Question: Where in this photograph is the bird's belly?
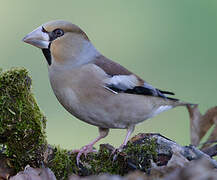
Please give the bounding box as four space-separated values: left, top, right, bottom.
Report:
52 87 126 128
52 86 159 129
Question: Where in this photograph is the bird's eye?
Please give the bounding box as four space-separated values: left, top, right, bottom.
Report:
53 29 64 37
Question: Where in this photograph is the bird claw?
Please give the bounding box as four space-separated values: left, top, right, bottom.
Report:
74 144 97 165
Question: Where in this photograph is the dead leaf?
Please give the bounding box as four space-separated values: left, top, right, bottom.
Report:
0 157 14 180
202 144 217 157
125 171 151 180
69 172 151 180
165 158 217 180
69 174 123 180
201 127 217 150
187 105 217 146
10 165 56 180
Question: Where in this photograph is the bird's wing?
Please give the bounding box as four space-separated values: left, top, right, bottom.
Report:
93 55 177 100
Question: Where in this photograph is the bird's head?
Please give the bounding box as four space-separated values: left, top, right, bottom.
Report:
23 20 98 66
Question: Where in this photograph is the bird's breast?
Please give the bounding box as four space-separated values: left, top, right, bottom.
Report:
48 63 120 128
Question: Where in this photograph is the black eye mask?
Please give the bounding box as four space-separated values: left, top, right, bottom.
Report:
49 29 64 41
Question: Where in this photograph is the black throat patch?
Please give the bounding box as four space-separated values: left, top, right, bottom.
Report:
42 48 51 66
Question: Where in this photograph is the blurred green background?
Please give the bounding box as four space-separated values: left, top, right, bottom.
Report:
0 0 217 149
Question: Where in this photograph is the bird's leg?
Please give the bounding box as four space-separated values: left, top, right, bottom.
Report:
113 125 135 154
74 127 109 165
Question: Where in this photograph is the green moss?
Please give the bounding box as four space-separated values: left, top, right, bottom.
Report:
47 138 157 178
80 138 157 176
123 137 157 172
0 68 47 171
47 145 123 179
48 145 78 180
84 146 124 175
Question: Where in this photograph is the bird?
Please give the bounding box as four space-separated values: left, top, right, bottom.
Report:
22 20 192 165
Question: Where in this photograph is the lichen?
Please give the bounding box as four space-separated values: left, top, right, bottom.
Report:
0 68 47 171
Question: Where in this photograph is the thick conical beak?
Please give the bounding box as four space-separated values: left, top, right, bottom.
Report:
22 26 50 49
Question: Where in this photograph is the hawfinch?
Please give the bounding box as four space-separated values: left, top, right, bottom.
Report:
23 20 191 164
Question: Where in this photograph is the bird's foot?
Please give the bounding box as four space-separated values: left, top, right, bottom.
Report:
73 145 97 165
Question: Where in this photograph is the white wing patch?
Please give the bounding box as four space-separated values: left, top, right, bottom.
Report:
104 74 138 91
150 105 173 118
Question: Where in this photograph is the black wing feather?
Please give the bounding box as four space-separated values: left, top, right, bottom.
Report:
158 89 175 95
107 85 178 101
